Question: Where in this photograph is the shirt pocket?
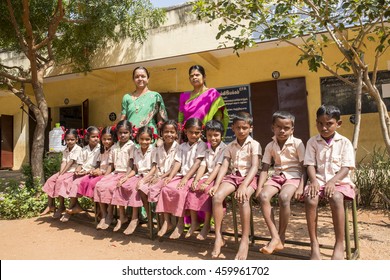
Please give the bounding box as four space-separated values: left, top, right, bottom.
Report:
331 155 342 170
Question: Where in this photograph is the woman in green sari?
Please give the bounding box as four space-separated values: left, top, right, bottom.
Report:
120 67 168 133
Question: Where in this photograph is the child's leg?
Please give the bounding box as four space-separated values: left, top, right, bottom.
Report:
211 182 235 258
124 207 139 235
257 185 282 254
329 192 345 260
197 211 212 240
97 203 108 229
169 216 184 239
305 194 321 260
113 206 128 232
100 205 115 230
68 198 83 214
235 187 255 260
53 197 66 218
185 210 200 238
278 184 297 242
157 213 173 237
40 196 55 215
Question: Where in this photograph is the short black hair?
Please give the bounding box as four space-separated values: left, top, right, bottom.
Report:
232 111 253 126
316 105 341 121
205 120 224 134
272 111 295 126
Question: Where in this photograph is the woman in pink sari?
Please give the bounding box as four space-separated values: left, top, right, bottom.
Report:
179 65 229 134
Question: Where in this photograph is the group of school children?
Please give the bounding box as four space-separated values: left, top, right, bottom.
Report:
41 104 356 260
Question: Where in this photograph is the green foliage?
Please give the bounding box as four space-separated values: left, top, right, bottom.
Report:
0 178 46 219
355 147 390 209
43 153 63 181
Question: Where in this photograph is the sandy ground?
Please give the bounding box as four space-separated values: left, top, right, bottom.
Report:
0 203 389 260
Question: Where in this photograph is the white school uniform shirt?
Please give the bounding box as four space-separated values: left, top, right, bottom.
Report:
97 146 112 173
77 143 101 172
109 140 134 173
262 135 305 179
154 141 179 176
132 145 156 176
62 144 82 173
304 132 355 187
224 136 262 177
200 142 227 179
175 140 207 177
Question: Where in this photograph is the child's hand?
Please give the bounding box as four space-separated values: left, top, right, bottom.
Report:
117 176 128 187
308 181 320 198
235 185 248 204
163 177 172 186
136 179 144 190
191 180 199 191
177 178 188 189
199 182 209 192
208 186 217 197
294 186 304 201
324 181 336 198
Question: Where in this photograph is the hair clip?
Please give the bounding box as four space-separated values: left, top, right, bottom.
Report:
61 129 69 141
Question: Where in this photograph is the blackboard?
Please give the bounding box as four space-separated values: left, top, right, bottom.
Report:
320 71 390 115
217 85 252 143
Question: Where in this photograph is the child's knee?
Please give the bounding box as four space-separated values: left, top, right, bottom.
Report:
212 192 226 204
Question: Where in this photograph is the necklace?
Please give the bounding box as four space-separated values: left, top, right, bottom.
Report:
131 92 144 114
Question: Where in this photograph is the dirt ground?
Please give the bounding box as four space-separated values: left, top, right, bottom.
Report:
0 203 389 260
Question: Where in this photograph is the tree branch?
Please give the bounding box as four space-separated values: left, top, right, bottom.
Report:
5 0 28 56
0 70 32 83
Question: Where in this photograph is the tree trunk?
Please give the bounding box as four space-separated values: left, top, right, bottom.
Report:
352 70 362 156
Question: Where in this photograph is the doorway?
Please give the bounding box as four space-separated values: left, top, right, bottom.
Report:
0 115 14 169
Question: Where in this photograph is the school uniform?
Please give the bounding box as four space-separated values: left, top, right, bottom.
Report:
79 146 112 198
185 142 227 213
59 143 101 198
139 141 179 202
222 136 262 190
111 145 155 207
156 140 207 217
263 135 305 189
304 132 355 199
42 145 82 198
94 140 134 204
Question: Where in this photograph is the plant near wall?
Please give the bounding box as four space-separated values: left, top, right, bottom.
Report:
0 1 166 184
192 0 390 155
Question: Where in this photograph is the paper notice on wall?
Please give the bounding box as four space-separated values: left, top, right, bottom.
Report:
382 83 390 98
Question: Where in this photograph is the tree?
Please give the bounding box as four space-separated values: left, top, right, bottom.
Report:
192 0 390 154
0 0 165 183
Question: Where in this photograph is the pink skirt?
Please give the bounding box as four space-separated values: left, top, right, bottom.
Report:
58 174 89 198
111 176 143 207
185 178 213 213
77 175 103 198
94 173 126 204
156 176 192 217
304 184 356 200
138 178 164 203
42 172 75 198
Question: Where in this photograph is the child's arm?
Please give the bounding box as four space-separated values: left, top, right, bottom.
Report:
141 163 157 184
117 159 135 187
324 167 350 198
209 157 229 196
164 160 181 185
191 164 207 191
255 163 270 198
199 163 220 192
307 165 320 198
294 161 306 200
235 154 260 203
177 157 203 189
104 163 114 176
59 160 76 176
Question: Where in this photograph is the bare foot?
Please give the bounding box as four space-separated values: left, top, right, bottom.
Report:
196 224 210 240
169 223 184 239
331 243 345 260
310 242 321 260
211 234 225 258
60 213 71 222
96 218 106 229
185 223 200 238
66 204 84 215
259 238 284 255
40 206 55 216
113 218 128 232
100 217 113 230
235 237 249 260
123 219 139 235
157 221 173 237
52 207 65 219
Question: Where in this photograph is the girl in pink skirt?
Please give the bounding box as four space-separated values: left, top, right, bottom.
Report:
156 118 207 239
59 126 101 222
185 120 227 240
112 126 156 235
94 120 134 231
41 129 82 219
